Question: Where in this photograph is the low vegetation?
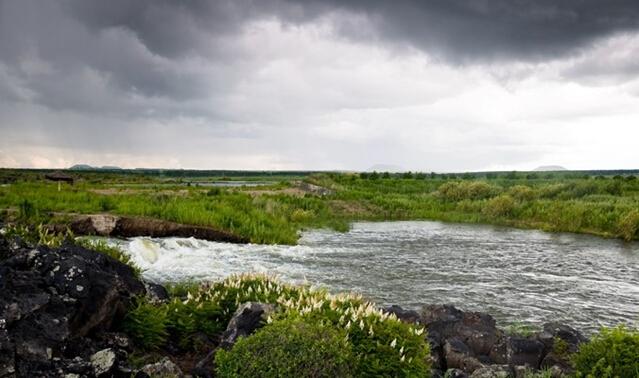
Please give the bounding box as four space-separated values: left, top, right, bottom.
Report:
572 325 639 378
2 169 639 244
122 274 432 377
215 318 354 377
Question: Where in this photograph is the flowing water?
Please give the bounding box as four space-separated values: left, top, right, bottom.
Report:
113 221 639 333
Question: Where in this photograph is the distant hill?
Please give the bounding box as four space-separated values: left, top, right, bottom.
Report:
367 164 404 172
69 164 122 170
533 165 567 172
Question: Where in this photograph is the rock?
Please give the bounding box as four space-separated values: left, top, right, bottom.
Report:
422 304 502 357
383 305 421 323
423 304 504 374
51 215 250 243
140 357 183 378
470 365 513 378
144 281 170 304
445 368 469 378
537 322 587 375
219 302 276 349
90 348 116 376
0 235 145 376
537 322 587 353
507 337 545 368
444 338 485 373
431 369 445 378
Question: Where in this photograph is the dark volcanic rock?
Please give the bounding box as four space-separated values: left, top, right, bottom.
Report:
422 304 504 372
220 302 276 349
537 322 587 375
0 236 145 377
383 305 422 324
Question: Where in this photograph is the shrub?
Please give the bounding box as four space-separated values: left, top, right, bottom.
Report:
123 274 431 377
507 185 535 202
215 318 354 378
437 181 500 202
122 299 169 349
3 224 73 247
617 210 639 241
573 325 639 378
482 195 516 218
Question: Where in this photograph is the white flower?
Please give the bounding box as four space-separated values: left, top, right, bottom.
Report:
390 338 397 348
400 355 405 362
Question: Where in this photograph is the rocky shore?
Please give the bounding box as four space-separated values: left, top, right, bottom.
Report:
0 234 588 377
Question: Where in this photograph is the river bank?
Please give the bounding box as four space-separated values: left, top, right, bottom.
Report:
1 232 637 377
2 170 639 245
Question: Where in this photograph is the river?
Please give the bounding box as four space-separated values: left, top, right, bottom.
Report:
113 221 639 333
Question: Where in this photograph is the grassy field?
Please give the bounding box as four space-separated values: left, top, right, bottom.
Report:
1 169 638 244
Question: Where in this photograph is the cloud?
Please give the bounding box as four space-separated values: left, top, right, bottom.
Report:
1 0 639 171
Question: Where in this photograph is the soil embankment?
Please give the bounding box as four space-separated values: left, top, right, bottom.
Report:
50 214 249 243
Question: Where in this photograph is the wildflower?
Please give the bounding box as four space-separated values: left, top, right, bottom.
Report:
390 338 397 348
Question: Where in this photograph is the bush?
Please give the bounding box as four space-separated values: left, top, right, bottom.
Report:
122 299 169 349
215 318 354 378
573 325 639 378
617 210 639 241
122 274 431 377
482 195 516 218
507 185 535 202
437 181 500 202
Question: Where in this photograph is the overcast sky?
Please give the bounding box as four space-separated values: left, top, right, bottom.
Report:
1 0 639 171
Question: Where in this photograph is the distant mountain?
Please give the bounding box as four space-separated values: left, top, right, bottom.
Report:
367 164 404 172
69 164 122 170
533 165 567 172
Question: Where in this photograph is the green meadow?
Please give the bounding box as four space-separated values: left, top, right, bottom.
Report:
1 169 638 244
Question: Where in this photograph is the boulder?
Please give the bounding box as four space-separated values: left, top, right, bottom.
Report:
0 236 145 376
444 338 485 373
506 337 545 368
139 357 183 378
219 302 276 349
383 305 421 324
470 365 513 378
144 281 170 304
90 348 116 376
445 368 470 378
537 322 587 375
422 304 504 373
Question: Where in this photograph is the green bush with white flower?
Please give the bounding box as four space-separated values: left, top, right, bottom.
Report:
123 274 431 376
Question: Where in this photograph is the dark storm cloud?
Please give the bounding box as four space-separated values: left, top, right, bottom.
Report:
64 0 639 62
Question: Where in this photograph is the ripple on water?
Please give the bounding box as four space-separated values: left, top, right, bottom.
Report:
111 221 639 333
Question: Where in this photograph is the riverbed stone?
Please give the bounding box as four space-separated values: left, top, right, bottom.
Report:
444 337 485 373
220 302 276 348
140 357 184 378
90 348 116 376
470 365 513 378
445 368 470 378
383 305 421 324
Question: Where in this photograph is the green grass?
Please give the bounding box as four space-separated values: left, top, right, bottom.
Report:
1 170 639 244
